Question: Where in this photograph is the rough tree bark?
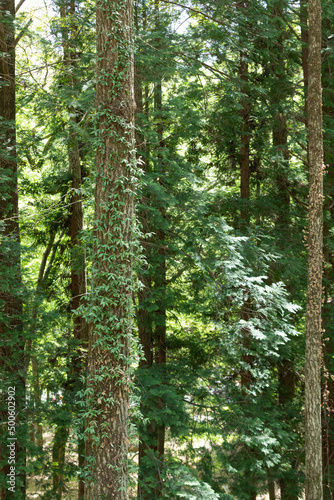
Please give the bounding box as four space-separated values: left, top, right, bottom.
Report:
0 1 25 497
84 0 135 498
305 0 323 496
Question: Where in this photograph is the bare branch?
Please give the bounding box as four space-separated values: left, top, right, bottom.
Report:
15 0 27 13
174 50 230 79
14 18 33 47
160 0 225 27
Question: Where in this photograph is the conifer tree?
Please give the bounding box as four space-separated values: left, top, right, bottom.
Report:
0 1 26 496
51 2 88 496
322 1 334 495
305 0 323 496
84 0 136 497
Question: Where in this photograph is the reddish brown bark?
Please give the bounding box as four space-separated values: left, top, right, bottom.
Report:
84 0 135 497
0 1 25 497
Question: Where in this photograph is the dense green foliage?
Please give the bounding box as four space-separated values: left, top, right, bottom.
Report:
0 0 333 498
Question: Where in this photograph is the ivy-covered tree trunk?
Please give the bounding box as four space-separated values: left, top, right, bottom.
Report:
304 0 323 496
0 1 26 497
84 0 135 498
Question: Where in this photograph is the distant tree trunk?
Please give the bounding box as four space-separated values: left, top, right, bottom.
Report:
31 356 43 449
51 3 88 498
236 4 256 498
300 0 309 117
267 3 299 498
239 53 250 222
305 0 323 496
278 361 298 500
321 10 334 499
321 222 334 499
0 1 26 497
135 49 155 499
52 425 70 499
267 470 275 500
136 1 166 498
153 0 167 470
84 0 135 497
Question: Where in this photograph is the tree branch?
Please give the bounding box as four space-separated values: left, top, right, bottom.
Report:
37 232 56 288
43 229 66 285
160 0 225 26
14 18 33 47
174 50 230 79
15 0 27 13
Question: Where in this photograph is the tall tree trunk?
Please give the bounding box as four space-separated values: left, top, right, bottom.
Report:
69 107 87 500
134 31 156 499
236 5 256 498
136 1 166 497
267 470 275 500
54 3 88 498
0 1 26 497
31 356 43 449
268 4 299 498
322 217 334 500
305 0 323 496
239 54 250 222
153 0 166 474
300 0 309 118
52 425 70 499
84 0 135 497
321 10 334 498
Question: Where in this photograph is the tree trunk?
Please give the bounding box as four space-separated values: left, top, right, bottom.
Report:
84 0 135 497
52 425 70 499
0 1 26 497
62 3 88 497
31 356 43 449
300 0 309 117
267 470 275 500
136 2 166 497
239 54 250 222
267 4 300 497
321 10 334 498
50 4 89 497
305 0 323 496
152 0 166 473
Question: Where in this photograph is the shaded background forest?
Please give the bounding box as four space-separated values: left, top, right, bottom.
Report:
0 0 334 498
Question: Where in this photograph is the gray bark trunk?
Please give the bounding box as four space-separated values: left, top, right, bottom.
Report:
305 0 323 496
